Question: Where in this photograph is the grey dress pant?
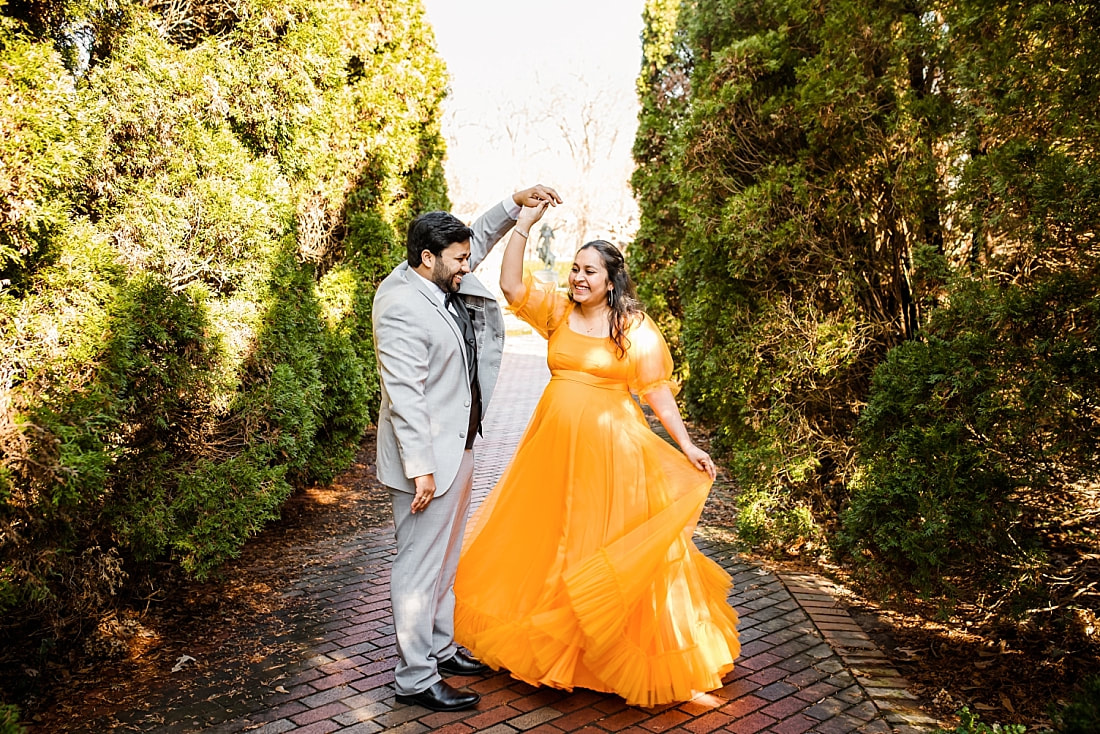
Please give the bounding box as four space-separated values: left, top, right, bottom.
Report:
388 449 474 695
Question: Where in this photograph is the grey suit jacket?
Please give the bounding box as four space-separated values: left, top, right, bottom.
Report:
372 201 514 495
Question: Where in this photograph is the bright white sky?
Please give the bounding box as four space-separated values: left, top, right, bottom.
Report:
420 0 647 257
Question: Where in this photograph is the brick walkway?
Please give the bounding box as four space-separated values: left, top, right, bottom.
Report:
87 322 942 733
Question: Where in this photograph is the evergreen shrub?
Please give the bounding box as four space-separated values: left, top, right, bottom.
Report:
0 702 24 734
632 0 1100 619
1050 675 1100 734
0 0 448 635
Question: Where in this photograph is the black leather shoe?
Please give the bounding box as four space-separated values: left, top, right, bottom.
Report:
395 680 480 711
438 649 490 676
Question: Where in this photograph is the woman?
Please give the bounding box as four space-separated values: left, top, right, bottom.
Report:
454 201 740 707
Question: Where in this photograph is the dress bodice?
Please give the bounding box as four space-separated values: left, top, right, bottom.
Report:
548 326 625 381
509 277 675 398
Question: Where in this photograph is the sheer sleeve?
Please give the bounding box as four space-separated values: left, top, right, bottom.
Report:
508 274 569 339
627 313 678 398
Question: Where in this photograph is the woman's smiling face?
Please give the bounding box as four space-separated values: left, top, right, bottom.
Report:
569 247 611 306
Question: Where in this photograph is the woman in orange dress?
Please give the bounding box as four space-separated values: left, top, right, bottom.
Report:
454 200 740 707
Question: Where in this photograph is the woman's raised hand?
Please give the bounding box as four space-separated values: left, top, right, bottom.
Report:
518 199 551 229
501 187 559 304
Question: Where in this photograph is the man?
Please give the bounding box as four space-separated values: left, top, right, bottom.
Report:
372 185 562 711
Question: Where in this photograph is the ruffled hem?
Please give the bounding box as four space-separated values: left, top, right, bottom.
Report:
565 546 741 706
455 598 592 693
457 544 741 707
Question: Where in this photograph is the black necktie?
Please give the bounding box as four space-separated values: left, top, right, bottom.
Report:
445 294 475 367
446 293 482 447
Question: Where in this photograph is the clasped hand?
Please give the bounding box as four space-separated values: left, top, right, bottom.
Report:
514 184 562 229
513 184 562 210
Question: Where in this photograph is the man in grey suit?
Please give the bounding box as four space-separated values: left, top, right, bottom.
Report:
372 185 561 711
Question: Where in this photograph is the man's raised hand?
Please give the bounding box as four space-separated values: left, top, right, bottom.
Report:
513 185 562 209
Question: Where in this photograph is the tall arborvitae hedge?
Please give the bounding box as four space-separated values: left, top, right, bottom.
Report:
634 0 948 546
845 1 1100 608
633 0 1100 619
629 0 690 372
0 0 448 632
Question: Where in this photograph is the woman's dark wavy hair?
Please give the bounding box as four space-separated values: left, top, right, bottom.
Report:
570 240 643 358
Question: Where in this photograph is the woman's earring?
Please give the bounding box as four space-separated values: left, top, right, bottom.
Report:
607 289 615 308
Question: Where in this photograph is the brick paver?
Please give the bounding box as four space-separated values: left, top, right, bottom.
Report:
78 320 942 733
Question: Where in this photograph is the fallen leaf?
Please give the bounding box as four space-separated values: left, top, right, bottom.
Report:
1001 693 1015 713
171 655 196 673
274 686 288 694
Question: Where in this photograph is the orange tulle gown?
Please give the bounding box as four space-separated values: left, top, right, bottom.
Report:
454 278 740 707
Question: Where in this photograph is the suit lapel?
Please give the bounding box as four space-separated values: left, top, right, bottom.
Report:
456 272 492 300
402 264 468 358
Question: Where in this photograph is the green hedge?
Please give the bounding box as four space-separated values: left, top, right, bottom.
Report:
632 0 1100 614
629 0 690 372
634 0 947 551
0 0 448 630
0 702 24 734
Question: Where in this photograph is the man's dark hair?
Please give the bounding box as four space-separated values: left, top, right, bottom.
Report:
406 211 473 266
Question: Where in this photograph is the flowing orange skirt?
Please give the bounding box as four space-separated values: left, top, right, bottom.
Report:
454 370 740 706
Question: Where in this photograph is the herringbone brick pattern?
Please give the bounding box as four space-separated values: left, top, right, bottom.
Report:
81 324 941 733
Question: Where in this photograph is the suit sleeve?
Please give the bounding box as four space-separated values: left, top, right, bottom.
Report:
374 298 436 478
468 200 517 271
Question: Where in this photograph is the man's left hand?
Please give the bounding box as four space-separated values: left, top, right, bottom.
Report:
411 474 437 513
513 185 562 209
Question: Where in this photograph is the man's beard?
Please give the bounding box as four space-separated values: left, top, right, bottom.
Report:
432 260 460 294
